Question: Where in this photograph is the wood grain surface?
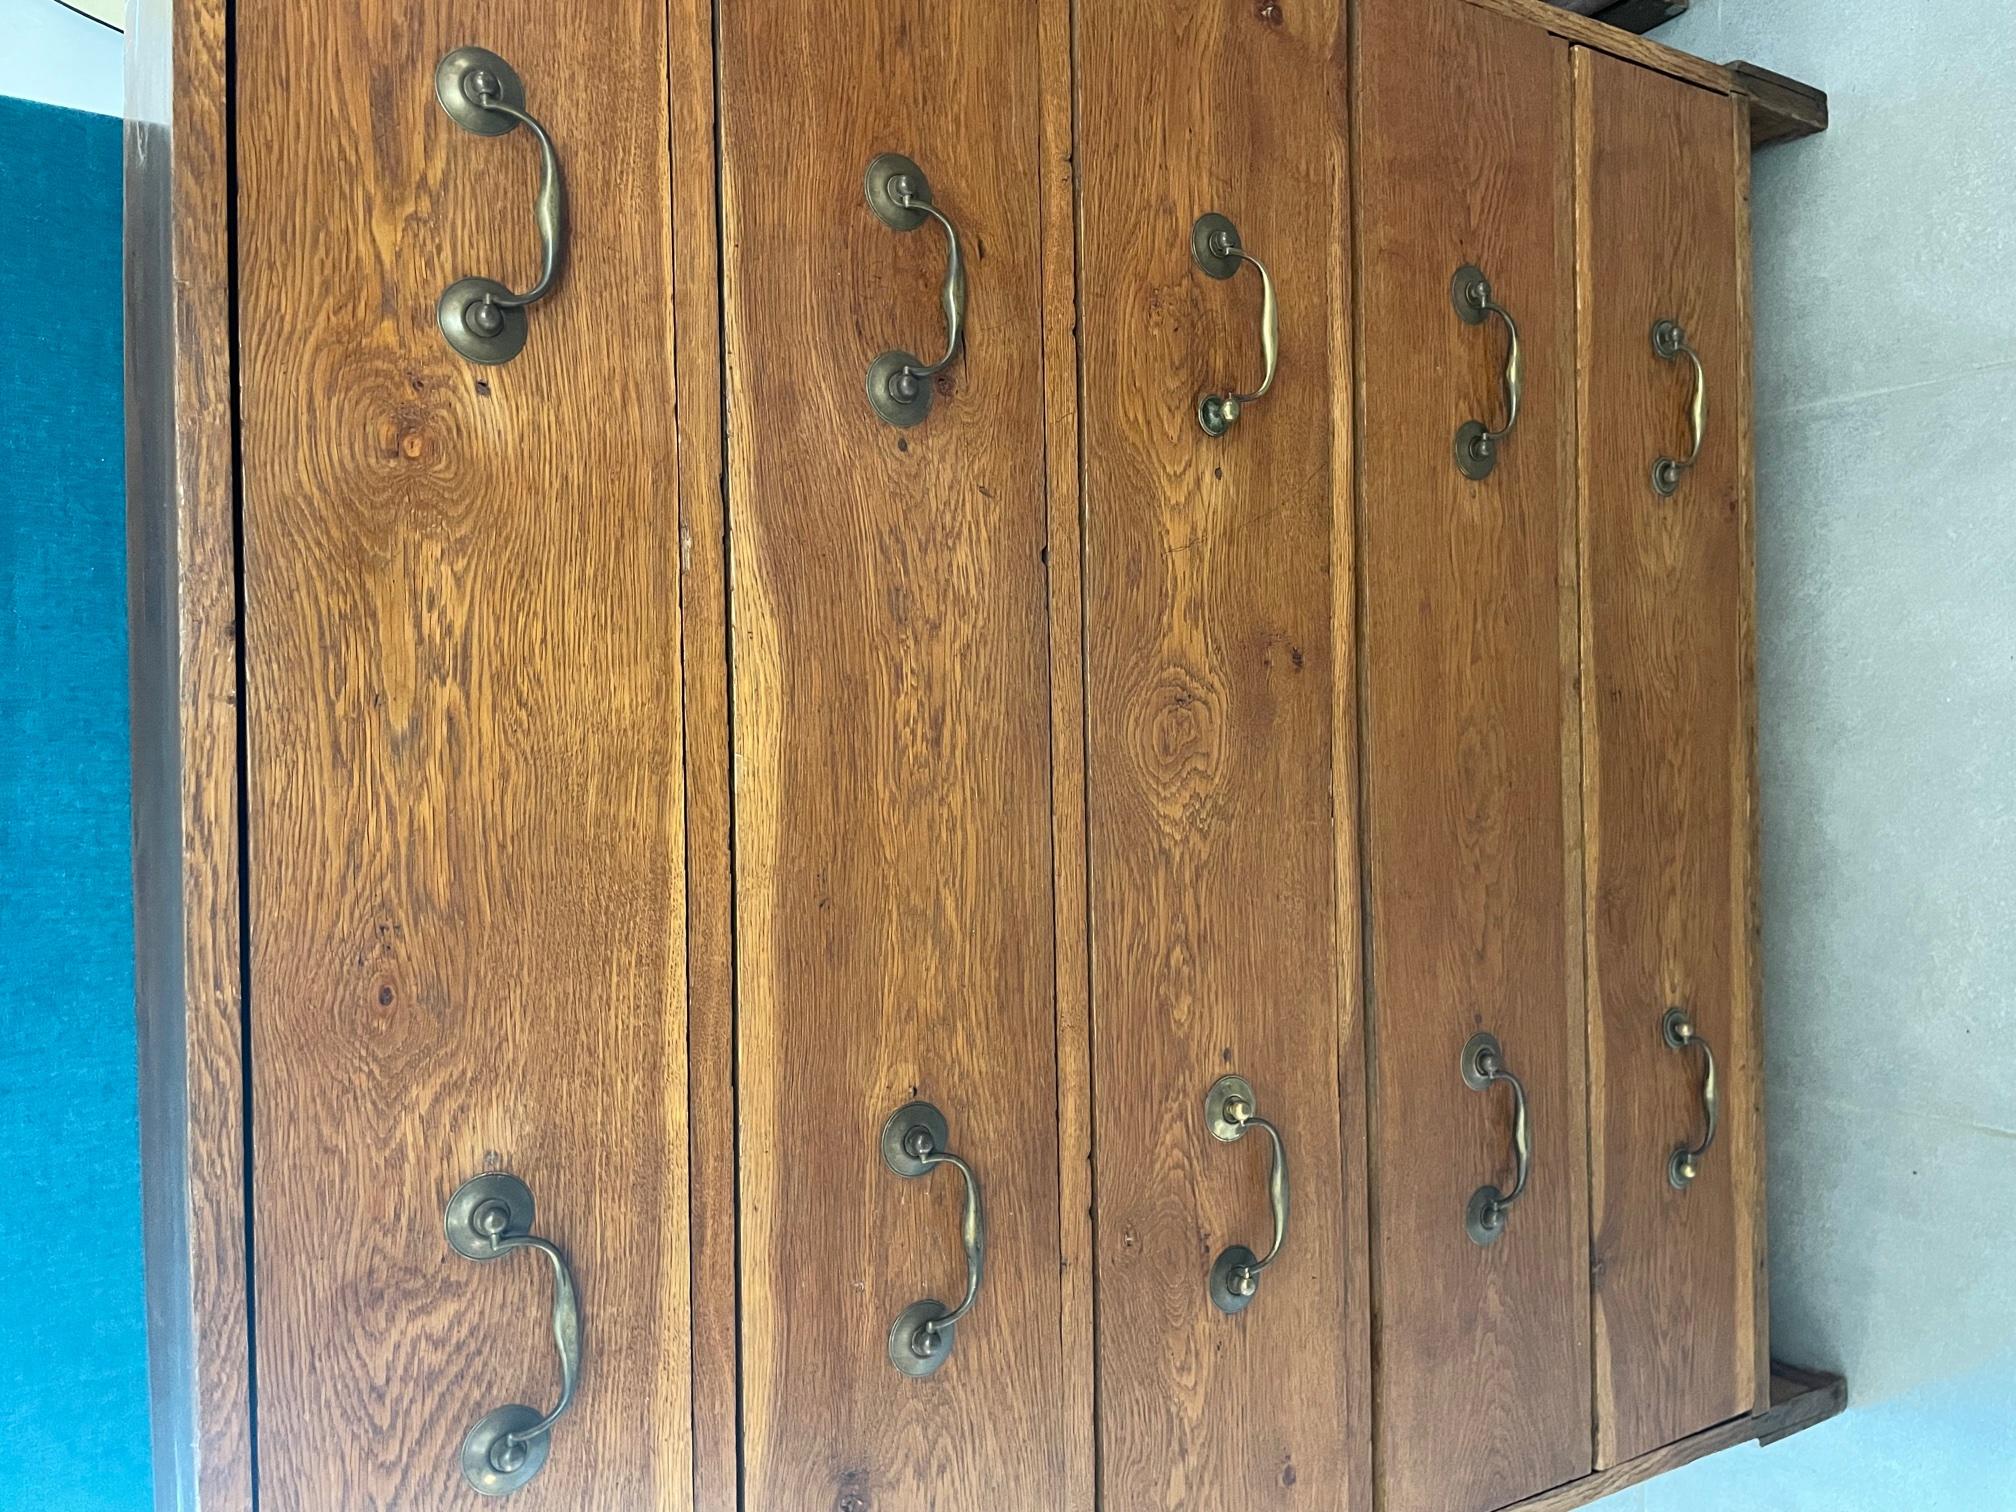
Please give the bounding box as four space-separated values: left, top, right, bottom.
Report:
236 1 694 1504
1506 1366 1844 1512
1728 61 1829 149
717 1 1069 1507
664 0 738 1498
1077 0 1364 1506
1574 45 1757 1470
1731 100 1773 1420
125 0 252 1502
1037 0 1099 1499
1460 0 1733 93
1353 3 1592 1507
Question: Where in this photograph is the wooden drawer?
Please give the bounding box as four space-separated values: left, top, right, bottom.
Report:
1355 1 1591 1506
1574 44 1766 1469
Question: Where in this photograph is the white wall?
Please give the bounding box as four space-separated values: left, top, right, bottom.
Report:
0 0 121 116
1593 3 2016 1509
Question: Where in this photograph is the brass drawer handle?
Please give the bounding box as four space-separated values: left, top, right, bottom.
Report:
1451 263 1523 480
434 48 567 366
1462 1034 1531 1247
1663 1009 1720 1188
445 1174 582 1496
1204 1075 1291 1313
1191 213 1279 436
880 1102 985 1377
864 153 967 427
1650 318 1707 496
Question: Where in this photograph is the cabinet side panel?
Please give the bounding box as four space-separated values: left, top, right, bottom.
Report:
126 0 253 1500
1730 86 1771 1425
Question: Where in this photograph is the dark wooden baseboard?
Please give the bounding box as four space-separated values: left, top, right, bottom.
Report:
1506 1364 1849 1511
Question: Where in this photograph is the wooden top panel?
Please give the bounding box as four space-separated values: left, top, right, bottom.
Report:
1462 0 1733 92
1728 60 1830 147
1466 1 1835 149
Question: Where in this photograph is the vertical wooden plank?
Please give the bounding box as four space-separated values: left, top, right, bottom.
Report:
1353 2 1591 1506
124 0 253 1502
718 1 1068 1505
1574 46 1757 1468
1039 0 1098 1499
1330 16 1377 1512
1729 89 1772 1424
668 0 738 1500
236 0 694 1503
1078 0 1363 1505
1556 51 1597 1493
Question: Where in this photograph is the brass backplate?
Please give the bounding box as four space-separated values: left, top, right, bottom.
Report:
1204 1074 1256 1143
1191 212 1242 280
438 277 529 366
435 46 525 137
887 1299 955 1377
445 1171 534 1260
460 1403 549 1496
865 152 932 232
1209 1244 1261 1315
1466 1185 1507 1248
1451 262 1490 324
866 350 932 428
1460 1032 1502 1092
880 1100 950 1178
